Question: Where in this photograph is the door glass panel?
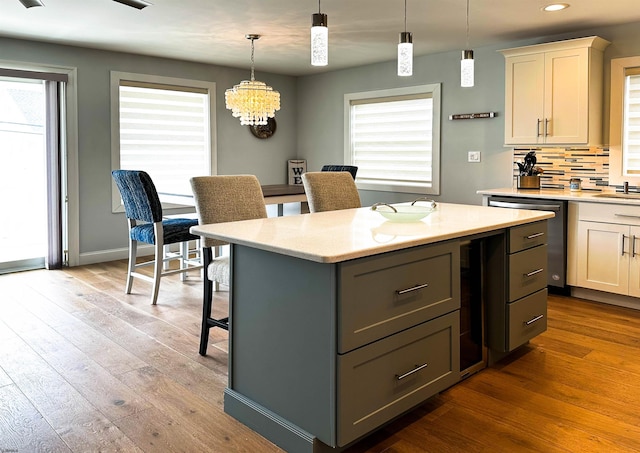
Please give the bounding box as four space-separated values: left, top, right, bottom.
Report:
0 78 46 272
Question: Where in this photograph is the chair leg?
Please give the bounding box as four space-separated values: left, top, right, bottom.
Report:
151 224 164 305
126 233 136 294
200 247 213 355
179 241 188 282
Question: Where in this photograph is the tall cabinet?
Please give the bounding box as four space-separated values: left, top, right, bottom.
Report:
500 36 610 146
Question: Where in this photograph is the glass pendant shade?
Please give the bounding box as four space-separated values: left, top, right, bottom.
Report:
225 35 281 126
461 50 474 87
311 13 328 66
397 32 413 76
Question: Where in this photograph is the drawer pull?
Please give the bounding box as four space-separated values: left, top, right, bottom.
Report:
615 213 640 219
395 363 429 381
524 268 544 278
396 283 429 295
524 314 544 326
525 232 545 239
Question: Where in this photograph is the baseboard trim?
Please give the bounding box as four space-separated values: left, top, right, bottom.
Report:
570 286 640 310
78 245 155 266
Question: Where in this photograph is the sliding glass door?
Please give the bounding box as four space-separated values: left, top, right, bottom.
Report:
0 69 67 274
0 78 47 272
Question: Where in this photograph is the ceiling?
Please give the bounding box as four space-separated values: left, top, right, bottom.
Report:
2 0 640 77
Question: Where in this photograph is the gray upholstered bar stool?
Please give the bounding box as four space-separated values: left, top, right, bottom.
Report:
189 175 268 355
301 171 362 213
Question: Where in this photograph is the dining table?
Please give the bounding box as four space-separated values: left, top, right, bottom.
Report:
159 183 308 216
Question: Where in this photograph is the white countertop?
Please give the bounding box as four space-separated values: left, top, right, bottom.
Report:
191 202 554 263
477 187 640 205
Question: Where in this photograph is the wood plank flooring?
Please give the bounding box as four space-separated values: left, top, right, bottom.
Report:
1 261 640 452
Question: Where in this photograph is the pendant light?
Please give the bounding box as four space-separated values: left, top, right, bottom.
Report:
461 0 474 87
225 35 281 126
311 0 328 66
397 0 413 76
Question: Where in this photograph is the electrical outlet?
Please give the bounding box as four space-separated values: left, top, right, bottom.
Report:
468 151 481 163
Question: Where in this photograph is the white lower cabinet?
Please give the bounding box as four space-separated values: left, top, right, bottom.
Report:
576 203 640 297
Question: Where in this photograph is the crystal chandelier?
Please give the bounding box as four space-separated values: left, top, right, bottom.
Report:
397 0 413 76
225 35 281 126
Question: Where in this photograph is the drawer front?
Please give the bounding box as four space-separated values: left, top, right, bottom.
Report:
508 288 548 350
509 221 548 253
337 311 460 447
509 244 547 301
339 242 460 353
578 201 640 225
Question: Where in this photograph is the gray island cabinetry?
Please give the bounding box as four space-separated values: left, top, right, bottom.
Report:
191 203 553 453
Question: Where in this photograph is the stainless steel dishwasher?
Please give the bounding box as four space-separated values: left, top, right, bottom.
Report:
487 196 567 290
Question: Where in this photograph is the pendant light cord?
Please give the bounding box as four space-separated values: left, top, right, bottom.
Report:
466 0 470 49
404 0 407 32
318 0 321 14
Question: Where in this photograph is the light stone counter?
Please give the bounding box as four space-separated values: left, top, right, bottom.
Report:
478 187 640 205
191 202 553 263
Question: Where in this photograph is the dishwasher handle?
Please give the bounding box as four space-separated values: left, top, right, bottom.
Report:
488 200 561 212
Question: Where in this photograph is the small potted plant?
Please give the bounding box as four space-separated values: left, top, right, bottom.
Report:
515 151 543 189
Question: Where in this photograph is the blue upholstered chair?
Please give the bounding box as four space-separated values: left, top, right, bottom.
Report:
321 165 358 180
111 170 202 305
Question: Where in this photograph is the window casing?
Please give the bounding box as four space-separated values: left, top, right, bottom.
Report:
609 57 640 186
110 72 216 211
344 84 441 194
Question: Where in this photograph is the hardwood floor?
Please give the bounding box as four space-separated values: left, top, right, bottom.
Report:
1 261 640 452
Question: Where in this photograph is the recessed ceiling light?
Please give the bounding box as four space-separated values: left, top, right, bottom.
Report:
543 3 570 12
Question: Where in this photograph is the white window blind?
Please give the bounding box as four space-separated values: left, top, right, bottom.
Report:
351 95 433 189
623 71 640 175
118 82 210 197
345 84 440 195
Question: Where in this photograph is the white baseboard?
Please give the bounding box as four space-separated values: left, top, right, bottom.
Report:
78 245 155 266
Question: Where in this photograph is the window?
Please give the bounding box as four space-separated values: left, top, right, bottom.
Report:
111 72 216 211
344 84 441 194
609 57 640 186
623 68 640 175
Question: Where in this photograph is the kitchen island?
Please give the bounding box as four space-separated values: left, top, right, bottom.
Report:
191 203 554 453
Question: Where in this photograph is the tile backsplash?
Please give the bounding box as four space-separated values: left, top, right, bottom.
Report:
513 147 614 191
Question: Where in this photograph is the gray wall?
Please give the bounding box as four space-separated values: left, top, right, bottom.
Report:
3 19 640 263
296 21 640 207
0 37 297 262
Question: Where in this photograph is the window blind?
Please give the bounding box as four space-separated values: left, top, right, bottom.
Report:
119 83 210 196
350 95 433 189
624 72 640 175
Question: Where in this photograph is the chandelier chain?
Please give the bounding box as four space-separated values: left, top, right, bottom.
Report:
250 37 255 81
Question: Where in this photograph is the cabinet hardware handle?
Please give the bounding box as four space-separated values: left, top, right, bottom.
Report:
544 118 550 137
524 314 544 326
526 232 545 239
633 235 637 258
524 268 544 277
622 234 628 256
536 119 542 137
396 283 429 295
395 363 429 381
614 214 640 219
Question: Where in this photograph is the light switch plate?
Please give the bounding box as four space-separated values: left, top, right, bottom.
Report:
468 151 481 162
